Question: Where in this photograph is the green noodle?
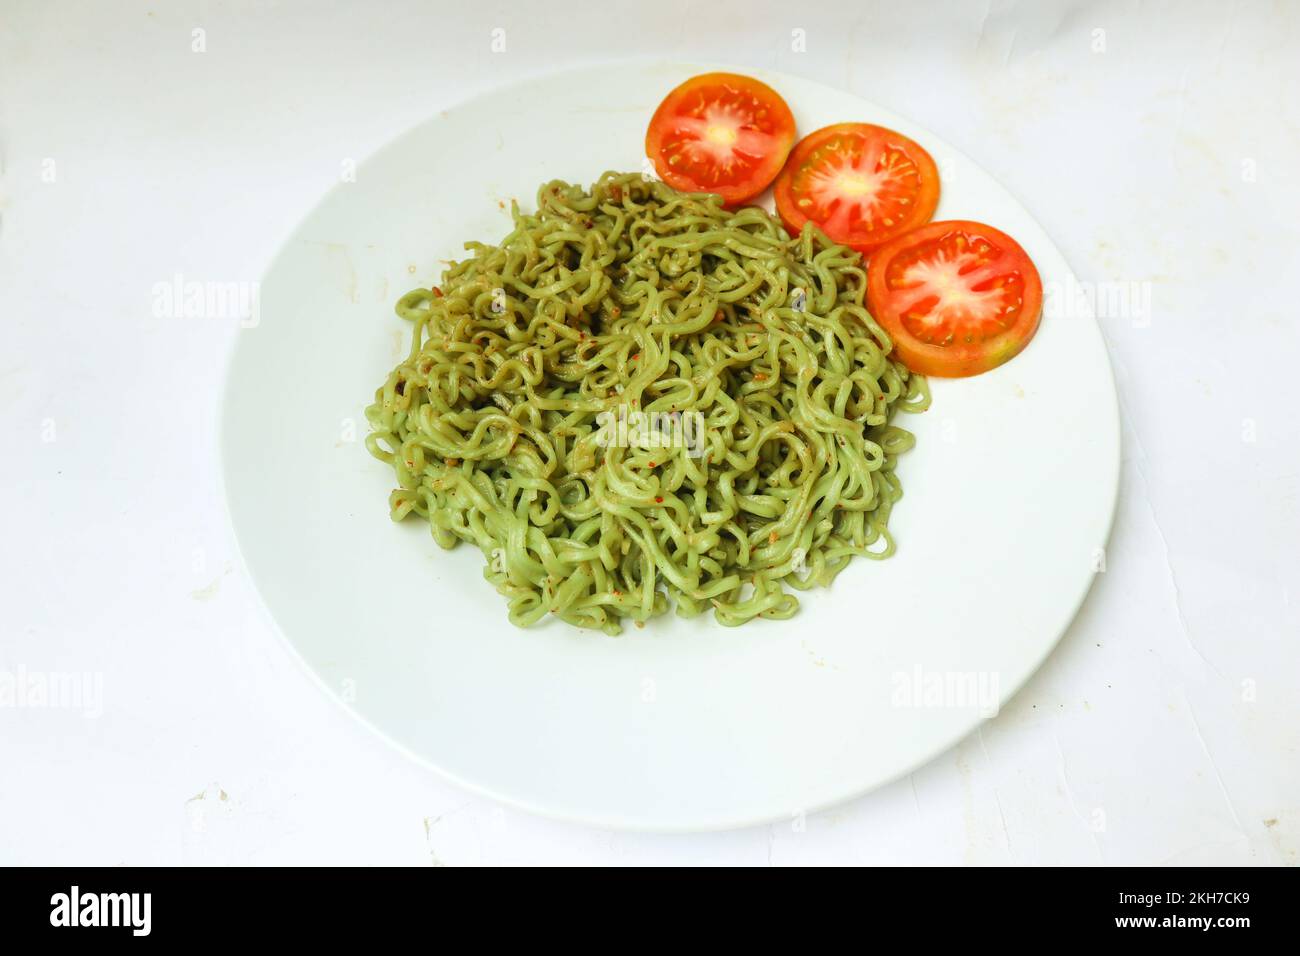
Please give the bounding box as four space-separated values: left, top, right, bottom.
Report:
365 172 929 634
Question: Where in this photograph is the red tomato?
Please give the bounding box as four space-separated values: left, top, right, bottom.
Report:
866 220 1043 378
774 123 940 253
645 73 797 207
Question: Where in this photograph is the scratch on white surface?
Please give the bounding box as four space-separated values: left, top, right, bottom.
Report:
1181 688 1248 839
975 0 994 53
183 782 233 842
1106 350 1224 680
191 577 222 600
909 773 923 821
191 562 233 601
976 726 1014 861
1211 0 1237 75
1172 66 1192 142
421 816 448 867
1259 815 1297 866
957 755 978 863
1138 462 1225 679
1051 724 1105 864
181 782 237 866
421 801 480 866
186 783 229 807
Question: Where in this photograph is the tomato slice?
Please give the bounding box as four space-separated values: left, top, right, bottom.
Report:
774 123 940 253
645 73 797 207
866 220 1042 378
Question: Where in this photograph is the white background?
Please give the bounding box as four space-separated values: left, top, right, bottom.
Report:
2 0 1297 865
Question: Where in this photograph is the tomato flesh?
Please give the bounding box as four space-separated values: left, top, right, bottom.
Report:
775 123 940 253
867 221 1042 378
645 73 796 206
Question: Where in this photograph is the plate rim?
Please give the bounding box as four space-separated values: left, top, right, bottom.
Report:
217 58 1122 832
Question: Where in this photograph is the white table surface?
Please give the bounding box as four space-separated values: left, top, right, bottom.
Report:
2 0 1297 866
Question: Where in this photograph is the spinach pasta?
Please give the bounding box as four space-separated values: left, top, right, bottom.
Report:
365 171 928 634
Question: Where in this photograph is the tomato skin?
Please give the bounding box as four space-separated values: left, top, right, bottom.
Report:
866 220 1043 378
774 123 940 253
645 73 797 207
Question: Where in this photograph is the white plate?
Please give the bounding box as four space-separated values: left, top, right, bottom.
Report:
221 62 1119 831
